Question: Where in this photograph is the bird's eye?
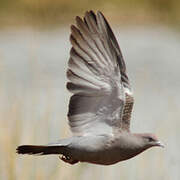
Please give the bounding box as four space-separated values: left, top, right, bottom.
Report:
148 137 154 142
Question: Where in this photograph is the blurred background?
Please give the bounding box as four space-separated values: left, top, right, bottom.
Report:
0 0 180 180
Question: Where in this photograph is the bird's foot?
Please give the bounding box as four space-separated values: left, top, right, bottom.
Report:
59 155 79 165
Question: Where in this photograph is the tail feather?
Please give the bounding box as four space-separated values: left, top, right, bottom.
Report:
16 145 66 155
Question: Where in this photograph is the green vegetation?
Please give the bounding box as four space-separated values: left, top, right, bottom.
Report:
0 0 180 27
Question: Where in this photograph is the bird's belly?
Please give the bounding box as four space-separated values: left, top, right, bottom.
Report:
68 135 140 165
71 143 130 165
78 147 130 165
67 135 118 165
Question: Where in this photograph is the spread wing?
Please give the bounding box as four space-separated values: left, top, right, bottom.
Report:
67 11 133 135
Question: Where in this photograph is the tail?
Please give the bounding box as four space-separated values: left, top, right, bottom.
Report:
16 145 67 155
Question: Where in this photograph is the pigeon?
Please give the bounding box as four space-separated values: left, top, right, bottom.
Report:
16 10 164 165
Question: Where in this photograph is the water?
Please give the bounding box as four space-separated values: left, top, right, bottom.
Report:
0 26 179 180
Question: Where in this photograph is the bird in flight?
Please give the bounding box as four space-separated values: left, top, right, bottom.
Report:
17 10 164 165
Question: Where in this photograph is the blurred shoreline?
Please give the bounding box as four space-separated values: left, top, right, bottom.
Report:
0 0 180 29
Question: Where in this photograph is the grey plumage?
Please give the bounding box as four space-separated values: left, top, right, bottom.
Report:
17 10 164 165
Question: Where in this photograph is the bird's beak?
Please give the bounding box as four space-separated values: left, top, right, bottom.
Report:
156 141 165 148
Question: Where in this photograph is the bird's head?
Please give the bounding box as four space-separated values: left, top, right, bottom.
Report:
139 133 164 149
